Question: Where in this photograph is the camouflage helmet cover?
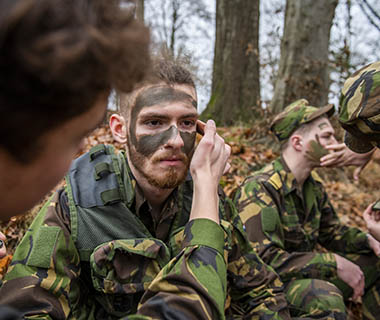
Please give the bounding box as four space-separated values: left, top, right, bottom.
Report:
271 98 335 141
339 61 380 153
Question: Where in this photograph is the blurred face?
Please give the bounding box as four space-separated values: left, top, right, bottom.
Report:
0 93 108 220
303 117 338 164
126 84 198 189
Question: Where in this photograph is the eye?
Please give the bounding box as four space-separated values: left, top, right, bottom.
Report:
180 119 196 129
144 119 162 127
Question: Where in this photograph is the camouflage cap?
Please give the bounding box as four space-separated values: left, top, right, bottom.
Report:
339 61 380 153
270 98 335 141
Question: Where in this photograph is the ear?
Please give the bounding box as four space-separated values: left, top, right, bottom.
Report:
290 135 304 152
109 114 127 144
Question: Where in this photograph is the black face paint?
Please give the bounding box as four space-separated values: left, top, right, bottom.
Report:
180 131 196 155
137 126 177 157
135 126 196 157
129 86 197 156
133 86 197 115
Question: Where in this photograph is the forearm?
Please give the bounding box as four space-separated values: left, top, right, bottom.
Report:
137 219 227 320
259 243 337 282
0 192 80 319
190 179 219 224
321 227 370 254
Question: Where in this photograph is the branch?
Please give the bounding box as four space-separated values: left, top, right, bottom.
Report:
362 0 380 22
357 0 380 32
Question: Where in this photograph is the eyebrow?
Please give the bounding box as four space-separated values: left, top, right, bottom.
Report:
138 112 198 120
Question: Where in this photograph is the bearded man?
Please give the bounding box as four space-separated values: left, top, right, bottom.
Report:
0 59 293 319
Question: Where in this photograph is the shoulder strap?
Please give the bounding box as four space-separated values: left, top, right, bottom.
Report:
66 144 123 208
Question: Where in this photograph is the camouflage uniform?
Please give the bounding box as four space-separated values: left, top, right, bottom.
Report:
234 99 380 320
0 144 290 320
338 61 380 153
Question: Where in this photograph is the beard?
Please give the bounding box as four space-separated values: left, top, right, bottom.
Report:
127 142 191 189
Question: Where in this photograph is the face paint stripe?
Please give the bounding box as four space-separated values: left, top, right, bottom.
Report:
137 126 178 157
180 131 196 155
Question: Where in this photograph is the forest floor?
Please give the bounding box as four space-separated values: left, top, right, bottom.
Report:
1 112 379 319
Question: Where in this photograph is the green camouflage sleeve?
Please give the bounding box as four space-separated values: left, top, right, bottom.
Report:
222 197 291 320
136 218 227 320
317 188 371 255
0 191 228 320
234 180 337 283
0 191 82 319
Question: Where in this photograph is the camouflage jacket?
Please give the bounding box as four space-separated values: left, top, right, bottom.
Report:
0 145 290 320
234 157 371 283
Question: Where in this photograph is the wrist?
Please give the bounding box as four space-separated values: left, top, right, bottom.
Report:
190 184 219 224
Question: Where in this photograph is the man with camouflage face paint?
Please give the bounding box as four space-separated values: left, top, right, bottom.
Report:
0 59 295 319
234 98 380 319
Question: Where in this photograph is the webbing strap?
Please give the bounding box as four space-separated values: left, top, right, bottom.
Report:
89 144 107 161
101 188 122 205
94 162 114 181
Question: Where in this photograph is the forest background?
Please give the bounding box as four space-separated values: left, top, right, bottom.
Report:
2 1 380 318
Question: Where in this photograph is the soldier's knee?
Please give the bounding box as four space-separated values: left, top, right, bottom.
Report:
286 279 346 316
305 280 345 312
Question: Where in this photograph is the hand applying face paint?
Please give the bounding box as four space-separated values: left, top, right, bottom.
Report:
189 120 231 224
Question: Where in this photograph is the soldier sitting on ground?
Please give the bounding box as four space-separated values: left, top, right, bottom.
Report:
0 58 297 319
234 98 380 319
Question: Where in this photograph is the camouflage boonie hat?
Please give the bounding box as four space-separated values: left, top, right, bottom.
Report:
339 61 380 153
271 98 335 141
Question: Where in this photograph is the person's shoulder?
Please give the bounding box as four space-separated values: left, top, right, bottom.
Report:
310 170 324 185
0 304 22 320
243 160 283 189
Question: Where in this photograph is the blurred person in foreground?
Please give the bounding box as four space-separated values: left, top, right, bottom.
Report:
339 61 380 259
0 0 149 318
234 98 380 319
0 57 303 319
0 0 233 319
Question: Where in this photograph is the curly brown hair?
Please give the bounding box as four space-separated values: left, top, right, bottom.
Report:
0 0 150 162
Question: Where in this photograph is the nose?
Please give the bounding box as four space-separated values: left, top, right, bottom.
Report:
165 126 184 149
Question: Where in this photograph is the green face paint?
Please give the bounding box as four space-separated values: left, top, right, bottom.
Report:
129 86 197 157
318 122 329 130
305 135 329 164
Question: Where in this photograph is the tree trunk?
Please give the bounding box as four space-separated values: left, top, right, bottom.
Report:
270 0 338 113
202 0 260 126
136 0 144 22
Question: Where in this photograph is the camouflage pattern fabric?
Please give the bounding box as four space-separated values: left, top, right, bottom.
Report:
234 157 380 319
339 61 380 153
0 147 290 320
270 99 334 142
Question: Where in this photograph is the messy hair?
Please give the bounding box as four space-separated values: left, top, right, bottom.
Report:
0 0 150 162
120 56 196 115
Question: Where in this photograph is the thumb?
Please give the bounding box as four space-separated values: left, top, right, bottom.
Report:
353 166 363 181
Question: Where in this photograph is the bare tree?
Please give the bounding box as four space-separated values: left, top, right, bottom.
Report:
136 0 144 21
202 0 261 126
147 0 211 57
270 0 338 113
358 0 380 32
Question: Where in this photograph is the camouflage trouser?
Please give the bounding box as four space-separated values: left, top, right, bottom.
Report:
332 252 380 320
284 279 346 320
284 252 380 320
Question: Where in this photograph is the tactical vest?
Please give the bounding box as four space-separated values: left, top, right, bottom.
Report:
65 144 193 318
